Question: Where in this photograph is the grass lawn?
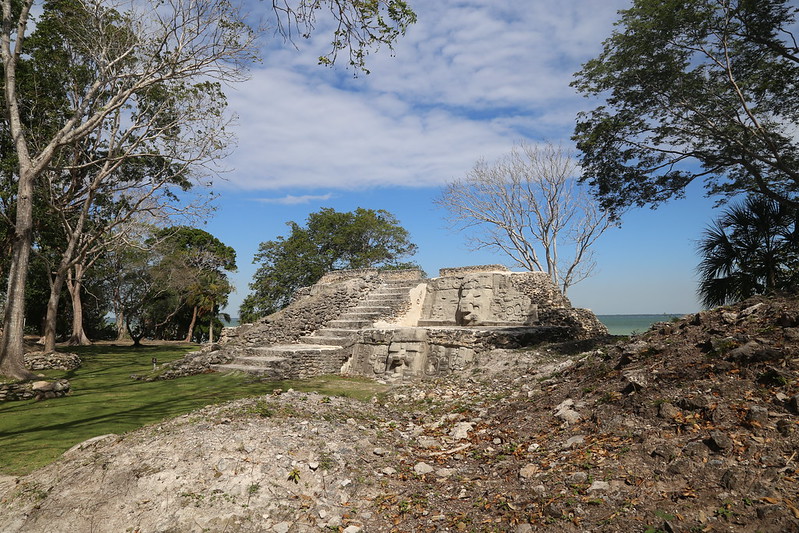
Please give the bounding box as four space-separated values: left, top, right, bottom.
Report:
0 343 387 476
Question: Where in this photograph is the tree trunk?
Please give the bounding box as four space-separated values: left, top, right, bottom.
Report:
115 310 129 341
66 266 91 346
208 317 214 344
112 285 129 341
184 305 198 343
42 266 68 352
0 168 37 380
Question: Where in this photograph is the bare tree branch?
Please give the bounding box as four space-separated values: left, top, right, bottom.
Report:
436 142 616 295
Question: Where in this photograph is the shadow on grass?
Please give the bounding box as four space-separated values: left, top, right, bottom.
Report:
0 344 278 475
0 344 386 476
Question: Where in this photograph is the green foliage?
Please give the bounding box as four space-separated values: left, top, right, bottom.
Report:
573 0 799 215
113 226 236 343
273 0 416 73
287 467 301 484
697 196 799 307
241 207 417 322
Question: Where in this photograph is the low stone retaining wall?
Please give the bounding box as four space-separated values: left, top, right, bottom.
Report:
131 347 234 381
0 379 71 402
24 351 82 371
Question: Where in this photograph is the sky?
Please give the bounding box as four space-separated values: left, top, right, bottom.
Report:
201 0 722 316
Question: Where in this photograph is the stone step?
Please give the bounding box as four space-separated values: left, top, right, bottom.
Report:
364 297 406 306
348 306 392 314
211 363 286 376
298 335 353 347
368 289 410 297
384 278 422 284
227 355 287 367
340 311 382 319
314 328 358 338
327 319 374 329
268 343 343 353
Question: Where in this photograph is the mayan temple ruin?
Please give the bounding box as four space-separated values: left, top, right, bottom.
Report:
208 265 608 381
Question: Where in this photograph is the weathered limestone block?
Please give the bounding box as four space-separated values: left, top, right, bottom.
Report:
419 269 565 327
348 328 429 379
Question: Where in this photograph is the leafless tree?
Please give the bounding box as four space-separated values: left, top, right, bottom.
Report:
436 142 615 295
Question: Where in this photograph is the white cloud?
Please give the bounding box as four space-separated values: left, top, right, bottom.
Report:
254 193 334 205
220 0 632 192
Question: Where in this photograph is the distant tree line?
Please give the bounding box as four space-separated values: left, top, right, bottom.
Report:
0 221 238 346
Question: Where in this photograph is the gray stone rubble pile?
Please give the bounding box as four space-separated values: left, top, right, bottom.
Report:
0 379 71 402
23 351 81 371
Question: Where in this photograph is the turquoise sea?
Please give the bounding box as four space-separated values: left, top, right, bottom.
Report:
597 314 687 336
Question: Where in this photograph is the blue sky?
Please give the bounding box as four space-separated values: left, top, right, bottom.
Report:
202 0 722 316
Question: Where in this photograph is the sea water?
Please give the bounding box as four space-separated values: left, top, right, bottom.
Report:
597 314 687 336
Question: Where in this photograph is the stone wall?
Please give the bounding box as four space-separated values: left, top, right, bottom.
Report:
24 352 81 371
418 269 570 327
344 325 573 381
226 276 384 346
316 268 423 286
438 265 508 277
540 308 609 341
0 379 71 402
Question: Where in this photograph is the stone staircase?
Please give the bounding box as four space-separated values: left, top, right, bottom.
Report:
211 279 420 378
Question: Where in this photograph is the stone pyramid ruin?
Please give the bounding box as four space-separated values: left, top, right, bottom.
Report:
206 265 607 382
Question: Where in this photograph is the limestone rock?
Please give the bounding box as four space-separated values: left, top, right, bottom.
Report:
413 462 435 475
519 464 538 479
554 399 582 424
450 422 474 441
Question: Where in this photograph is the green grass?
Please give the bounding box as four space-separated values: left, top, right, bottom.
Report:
0 343 387 476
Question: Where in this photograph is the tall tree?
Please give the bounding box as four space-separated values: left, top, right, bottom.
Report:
436 142 614 295
153 226 236 342
572 0 799 216
0 0 254 379
0 0 415 379
241 207 417 322
697 195 799 308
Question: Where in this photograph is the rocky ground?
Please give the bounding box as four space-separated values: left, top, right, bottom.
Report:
3 294 799 532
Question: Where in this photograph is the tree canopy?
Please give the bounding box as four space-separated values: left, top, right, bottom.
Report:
572 0 799 216
240 207 418 322
0 0 416 379
697 195 799 308
112 226 236 344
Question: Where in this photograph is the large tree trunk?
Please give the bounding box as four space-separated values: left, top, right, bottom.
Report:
42 265 69 352
0 6 38 380
115 310 129 341
184 305 198 343
67 266 91 346
0 168 38 380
